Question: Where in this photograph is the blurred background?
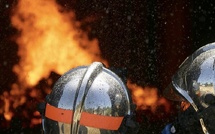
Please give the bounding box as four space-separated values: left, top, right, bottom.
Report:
1 0 215 133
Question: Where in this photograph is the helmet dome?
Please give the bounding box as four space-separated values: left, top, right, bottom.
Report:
164 42 215 109
163 43 215 134
43 62 132 134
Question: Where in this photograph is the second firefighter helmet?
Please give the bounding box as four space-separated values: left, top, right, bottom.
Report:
164 42 215 109
164 42 215 134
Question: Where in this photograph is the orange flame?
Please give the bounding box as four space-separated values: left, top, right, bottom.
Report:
1 0 107 124
10 0 107 87
128 81 171 113
0 0 172 128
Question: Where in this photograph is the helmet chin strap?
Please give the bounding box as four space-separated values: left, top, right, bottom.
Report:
172 81 209 134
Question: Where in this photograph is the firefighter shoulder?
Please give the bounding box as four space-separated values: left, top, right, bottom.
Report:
162 42 215 134
38 62 139 134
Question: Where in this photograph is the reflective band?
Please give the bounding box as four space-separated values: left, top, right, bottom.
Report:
45 103 73 124
80 111 123 130
45 103 124 130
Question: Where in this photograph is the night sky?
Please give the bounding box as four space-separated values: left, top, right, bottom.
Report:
1 0 215 133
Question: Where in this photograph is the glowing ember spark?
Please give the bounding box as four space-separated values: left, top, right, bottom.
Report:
11 0 107 87
128 81 170 113
128 81 158 111
2 91 13 121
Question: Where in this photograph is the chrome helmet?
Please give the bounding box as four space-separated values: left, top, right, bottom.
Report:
40 62 133 134
164 42 215 134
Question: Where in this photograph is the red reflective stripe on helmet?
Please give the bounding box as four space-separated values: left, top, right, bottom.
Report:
45 103 73 124
45 103 124 130
80 112 124 130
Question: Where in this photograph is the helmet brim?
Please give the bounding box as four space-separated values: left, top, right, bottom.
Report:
163 82 185 102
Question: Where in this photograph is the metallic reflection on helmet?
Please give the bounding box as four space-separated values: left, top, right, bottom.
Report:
163 43 215 134
43 62 132 134
164 42 215 109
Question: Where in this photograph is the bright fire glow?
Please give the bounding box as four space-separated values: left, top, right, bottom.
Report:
2 0 107 124
10 0 107 87
128 81 170 113
0 0 171 128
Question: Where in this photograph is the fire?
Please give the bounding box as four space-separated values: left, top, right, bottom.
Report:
0 0 171 129
1 0 107 124
2 91 13 121
10 0 107 87
128 81 171 113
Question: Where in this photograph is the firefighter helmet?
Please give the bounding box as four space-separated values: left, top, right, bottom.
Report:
41 62 133 134
164 42 215 134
